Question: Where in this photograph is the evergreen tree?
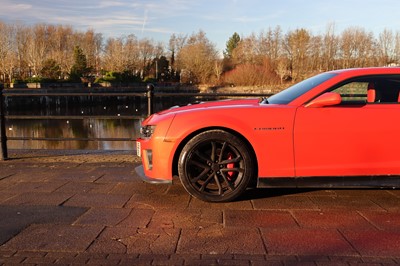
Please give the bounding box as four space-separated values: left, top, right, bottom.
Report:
224 32 241 58
40 59 61 81
69 46 91 81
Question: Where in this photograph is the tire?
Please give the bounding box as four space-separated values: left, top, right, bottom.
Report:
178 130 255 202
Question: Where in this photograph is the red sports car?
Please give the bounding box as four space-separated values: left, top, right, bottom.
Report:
136 67 400 202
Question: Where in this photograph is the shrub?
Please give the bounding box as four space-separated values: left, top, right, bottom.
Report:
94 71 142 83
222 60 279 86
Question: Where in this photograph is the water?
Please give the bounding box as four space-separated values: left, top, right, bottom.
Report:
4 94 153 150
3 91 241 150
6 118 142 150
5 94 147 116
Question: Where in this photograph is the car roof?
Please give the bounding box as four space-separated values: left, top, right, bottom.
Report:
329 67 400 76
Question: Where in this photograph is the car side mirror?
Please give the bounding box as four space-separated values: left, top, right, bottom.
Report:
305 92 342 108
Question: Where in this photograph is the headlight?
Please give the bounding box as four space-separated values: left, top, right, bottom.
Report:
140 125 156 139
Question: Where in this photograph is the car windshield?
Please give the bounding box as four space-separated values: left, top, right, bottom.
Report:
266 72 337 104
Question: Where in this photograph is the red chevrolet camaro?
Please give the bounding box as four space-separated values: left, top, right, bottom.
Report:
136 67 400 202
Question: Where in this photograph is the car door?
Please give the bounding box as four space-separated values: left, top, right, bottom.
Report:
294 79 400 177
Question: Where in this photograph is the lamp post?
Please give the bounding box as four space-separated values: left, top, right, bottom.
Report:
146 83 154 116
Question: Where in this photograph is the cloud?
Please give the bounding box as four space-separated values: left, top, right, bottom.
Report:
0 0 183 36
0 2 32 13
98 1 126 8
12 4 32 11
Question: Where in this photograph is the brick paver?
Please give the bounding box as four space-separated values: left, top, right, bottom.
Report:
1 150 400 265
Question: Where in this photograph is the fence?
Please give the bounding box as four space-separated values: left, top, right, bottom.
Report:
0 84 273 160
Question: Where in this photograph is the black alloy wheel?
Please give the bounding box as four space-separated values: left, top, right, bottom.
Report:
178 130 254 202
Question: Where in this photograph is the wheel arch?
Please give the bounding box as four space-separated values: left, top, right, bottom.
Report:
171 126 258 183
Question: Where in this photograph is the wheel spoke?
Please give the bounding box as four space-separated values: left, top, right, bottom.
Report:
210 141 217 162
220 172 236 191
218 141 228 162
221 167 244 174
199 173 215 192
220 155 242 165
189 158 208 169
213 174 223 195
190 167 210 183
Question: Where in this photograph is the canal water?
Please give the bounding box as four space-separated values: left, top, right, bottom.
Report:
4 93 196 151
6 118 142 150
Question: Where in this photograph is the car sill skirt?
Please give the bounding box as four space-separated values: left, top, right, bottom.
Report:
258 176 400 188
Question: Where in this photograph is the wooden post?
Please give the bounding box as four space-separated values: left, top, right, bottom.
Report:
147 83 154 117
0 86 8 160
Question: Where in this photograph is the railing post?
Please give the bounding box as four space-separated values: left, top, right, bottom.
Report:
147 83 154 116
0 86 8 160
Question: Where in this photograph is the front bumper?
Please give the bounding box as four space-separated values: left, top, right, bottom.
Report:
136 133 176 183
135 165 173 185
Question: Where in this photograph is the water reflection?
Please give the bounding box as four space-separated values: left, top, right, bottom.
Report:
5 95 147 116
4 92 218 150
6 118 142 150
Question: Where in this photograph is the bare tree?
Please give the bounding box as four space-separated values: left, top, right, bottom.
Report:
321 23 338 71
124 34 140 75
339 27 375 68
50 25 75 78
14 24 30 79
378 29 395 66
308 35 323 72
231 33 260 65
26 24 51 76
394 31 400 65
168 33 187 80
283 28 311 81
138 38 156 78
214 59 224 82
103 37 125 72
276 58 289 84
177 30 219 84
168 33 187 71
257 26 283 67
80 29 103 75
0 22 17 83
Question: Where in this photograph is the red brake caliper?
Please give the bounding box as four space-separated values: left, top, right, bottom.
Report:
226 153 235 180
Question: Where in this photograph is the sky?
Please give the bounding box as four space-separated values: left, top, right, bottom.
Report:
1 0 400 53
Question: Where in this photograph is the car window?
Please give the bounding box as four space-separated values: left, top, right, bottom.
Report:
331 82 368 103
267 72 337 104
330 76 400 104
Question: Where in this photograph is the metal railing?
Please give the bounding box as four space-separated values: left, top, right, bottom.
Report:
0 86 7 160
0 84 273 160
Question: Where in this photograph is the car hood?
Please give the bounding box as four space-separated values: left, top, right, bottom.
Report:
156 98 261 115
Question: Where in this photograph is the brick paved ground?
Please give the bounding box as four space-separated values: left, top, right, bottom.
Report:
1 150 400 265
